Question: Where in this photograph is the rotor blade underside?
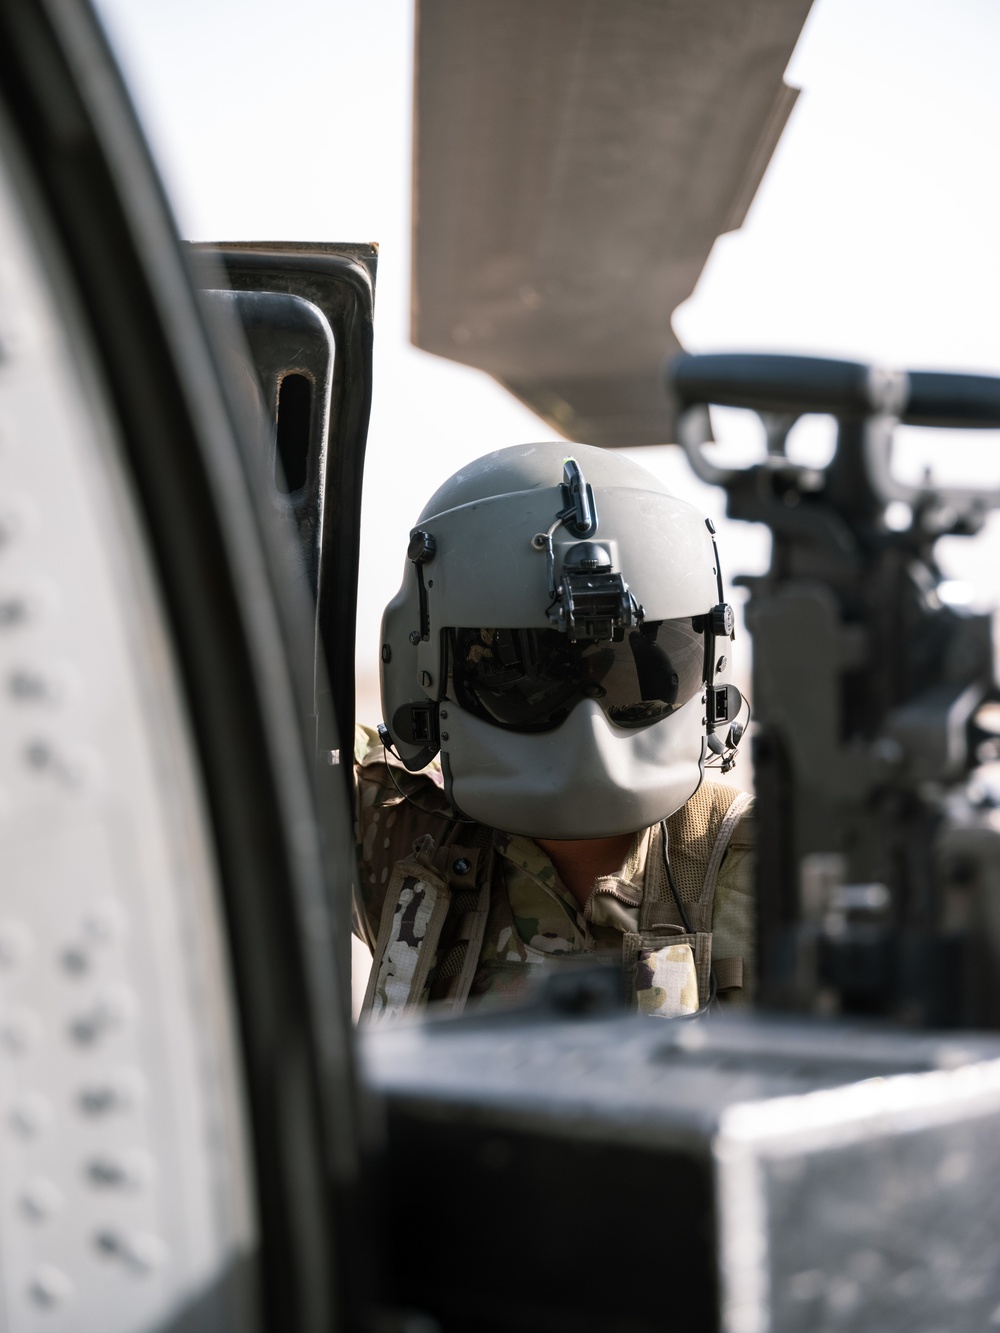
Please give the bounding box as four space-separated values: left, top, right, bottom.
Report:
413 0 812 446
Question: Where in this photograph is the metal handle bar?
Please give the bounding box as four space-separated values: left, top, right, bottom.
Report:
668 353 1000 517
670 353 1000 430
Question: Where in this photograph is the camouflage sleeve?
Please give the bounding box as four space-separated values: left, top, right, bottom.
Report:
352 723 454 950
711 803 756 1005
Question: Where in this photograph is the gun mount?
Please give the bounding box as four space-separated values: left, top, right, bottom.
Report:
670 353 1000 1025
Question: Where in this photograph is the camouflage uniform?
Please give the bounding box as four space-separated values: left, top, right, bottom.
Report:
353 725 755 1020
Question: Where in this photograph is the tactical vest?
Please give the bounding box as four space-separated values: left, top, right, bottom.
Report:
361 783 753 1022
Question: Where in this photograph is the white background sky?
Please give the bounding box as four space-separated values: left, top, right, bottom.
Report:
93 0 1000 727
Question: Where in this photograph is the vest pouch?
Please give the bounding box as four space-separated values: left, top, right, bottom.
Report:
624 931 712 1016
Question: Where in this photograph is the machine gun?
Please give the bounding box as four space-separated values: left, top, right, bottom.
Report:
670 353 1000 1025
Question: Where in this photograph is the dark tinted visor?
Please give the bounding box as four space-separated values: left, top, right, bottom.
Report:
450 620 706 733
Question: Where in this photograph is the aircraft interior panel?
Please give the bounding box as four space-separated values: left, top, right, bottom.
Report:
0 116 256 1333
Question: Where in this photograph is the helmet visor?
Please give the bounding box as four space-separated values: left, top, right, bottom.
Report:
450 620 706 733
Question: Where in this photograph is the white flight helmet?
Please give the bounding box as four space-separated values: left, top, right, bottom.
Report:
379 442 740 838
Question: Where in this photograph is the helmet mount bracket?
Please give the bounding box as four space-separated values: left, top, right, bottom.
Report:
535 460 643 642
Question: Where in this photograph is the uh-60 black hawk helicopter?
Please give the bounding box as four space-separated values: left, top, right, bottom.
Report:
2 1 1000 1331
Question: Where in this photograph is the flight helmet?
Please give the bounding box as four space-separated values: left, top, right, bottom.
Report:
379 442 739 838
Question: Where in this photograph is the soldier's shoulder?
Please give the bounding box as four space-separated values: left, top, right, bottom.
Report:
354 722 452 816
726 790 755 849
669 779 754 846
698 780 754 837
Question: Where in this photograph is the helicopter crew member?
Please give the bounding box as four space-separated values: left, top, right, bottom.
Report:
354 443 754 1020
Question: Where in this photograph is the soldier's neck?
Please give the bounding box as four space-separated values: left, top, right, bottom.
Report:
533 834 634 910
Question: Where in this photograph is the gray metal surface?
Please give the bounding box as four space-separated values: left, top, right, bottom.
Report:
364 1008 1000 1331
412 0 812 446
0 114 254 1332
757 1109 1000 1329
204 289 335 597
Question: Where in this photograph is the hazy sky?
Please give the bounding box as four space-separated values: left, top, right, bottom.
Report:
94 0 1000 721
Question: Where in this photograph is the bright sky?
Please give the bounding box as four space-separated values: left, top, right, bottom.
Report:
93 0 1000 726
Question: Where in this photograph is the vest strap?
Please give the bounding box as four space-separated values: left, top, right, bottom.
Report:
626 789 753 1008
362 825 495 1020
713 956 744 991
362 853 451 1021
698 789 754 924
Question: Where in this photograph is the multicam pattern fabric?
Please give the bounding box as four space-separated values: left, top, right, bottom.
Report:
352 728 451 953
635 943 700 1017
363 861 448 1020
353 724 755 1013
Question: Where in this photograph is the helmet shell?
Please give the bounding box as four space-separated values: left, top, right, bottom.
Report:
379 442 722 833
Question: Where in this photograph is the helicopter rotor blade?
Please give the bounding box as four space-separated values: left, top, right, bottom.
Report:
412 0 813 445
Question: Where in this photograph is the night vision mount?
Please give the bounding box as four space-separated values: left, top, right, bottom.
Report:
668 352 1000 1025
533 458 643 641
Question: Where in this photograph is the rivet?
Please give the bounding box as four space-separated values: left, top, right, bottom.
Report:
61 945 90 976
80 1086 116 1116
86 1149 154 1190
96 1229 168 1274
452 858 471 876
29 1266 74 1307
78 1068 144 1117
20 1177 64 1222
122 1231 169 1274
24 739 51 770
0 597 28 628
82 900 126 945
69 985 134 1046
408 630 421 646
440 731 449 742
1 1007 41 1055
9 1092 53 1138
9 669 54 702
439 709 448 720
